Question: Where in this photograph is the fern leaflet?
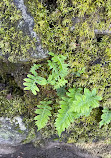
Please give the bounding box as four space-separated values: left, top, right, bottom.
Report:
23 64 47 95
99 107 111 127
48 52 69 89
55 88 82 136
34 101 52 130
70 88 102 114
55 97 80 136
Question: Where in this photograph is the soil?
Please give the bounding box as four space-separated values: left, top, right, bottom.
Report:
0 142 100 158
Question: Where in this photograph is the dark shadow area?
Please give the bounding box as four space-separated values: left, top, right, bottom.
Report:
1 143 99 158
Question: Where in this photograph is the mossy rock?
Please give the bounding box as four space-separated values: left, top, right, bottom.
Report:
0 0 111 148
0 0 48 63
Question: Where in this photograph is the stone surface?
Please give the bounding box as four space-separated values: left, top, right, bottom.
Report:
0 144 16 155
0 117 27 146
13 0 48 60
0 142 99 158
0 0 48 63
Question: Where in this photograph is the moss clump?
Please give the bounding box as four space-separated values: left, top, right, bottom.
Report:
0 0 36 63
25 0 111 109
0 91 26 117
67 108 111 143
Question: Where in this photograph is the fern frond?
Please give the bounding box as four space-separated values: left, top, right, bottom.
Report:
23 76 39 95
70 88 102 114
66 87 82 102
55 97 80 136
30 64 41 75
55 87 102 136
99 107 111 128
55 98 74 136
48 52 69 89
34 101 52 130
23 64 47 95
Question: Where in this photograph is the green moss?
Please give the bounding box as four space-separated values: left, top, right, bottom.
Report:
24 0 111 109
0 0 111 143
0 92 26 117
66 108 111 143
0 0 36 63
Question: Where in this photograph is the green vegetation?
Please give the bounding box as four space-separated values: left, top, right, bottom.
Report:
99 108 111 127
47 52 69 89
23 64 47 95
55 87 102 136
34 101 52 130
23 52 69 94
24 0 111 108
23 52 104 136
0 0 36 62
0 0 111 144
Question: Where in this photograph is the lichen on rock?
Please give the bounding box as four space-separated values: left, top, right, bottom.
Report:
0 0 48 63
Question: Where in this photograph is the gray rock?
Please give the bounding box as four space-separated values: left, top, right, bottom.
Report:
13 0 48 60
0 144 16 155
0 116 27 146
0 0 48 63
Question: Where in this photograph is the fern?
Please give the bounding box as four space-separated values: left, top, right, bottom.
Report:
47 52 69 89
34 101 52 130
23 64 47 95
23 52 69 94
55 97 80 136
23 53 102 136
70 88 102 114
55 88 102 136
99 107 111 128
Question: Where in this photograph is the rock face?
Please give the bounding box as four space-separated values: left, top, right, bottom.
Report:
0 117 27 146
0 0 48 63
13 0 48 60
0 142 99 158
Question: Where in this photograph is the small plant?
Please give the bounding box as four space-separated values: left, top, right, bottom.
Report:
55 87 102 136
23 64 47 95
99 107 111 128
47 52 69 89
34 101 52 130
23 52 69 94
23 52 104 136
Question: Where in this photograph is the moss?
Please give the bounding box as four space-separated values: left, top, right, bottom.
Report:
24 0 111 108
0 0 111 143
66 109 111 143
0 93 26 117
0 0 36 63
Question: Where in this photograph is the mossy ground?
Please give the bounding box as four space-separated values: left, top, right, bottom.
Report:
0 0 111 154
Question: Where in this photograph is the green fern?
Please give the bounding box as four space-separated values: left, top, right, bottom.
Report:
34 101 52 130
23 53 102 137
99 107 111 128
70 88 102 114
47 52 69 89
55 97 80 136
23 64 47 95
23 52 68 94
55 88 102 136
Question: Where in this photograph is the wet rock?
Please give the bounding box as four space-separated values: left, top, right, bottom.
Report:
0 144 16 155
